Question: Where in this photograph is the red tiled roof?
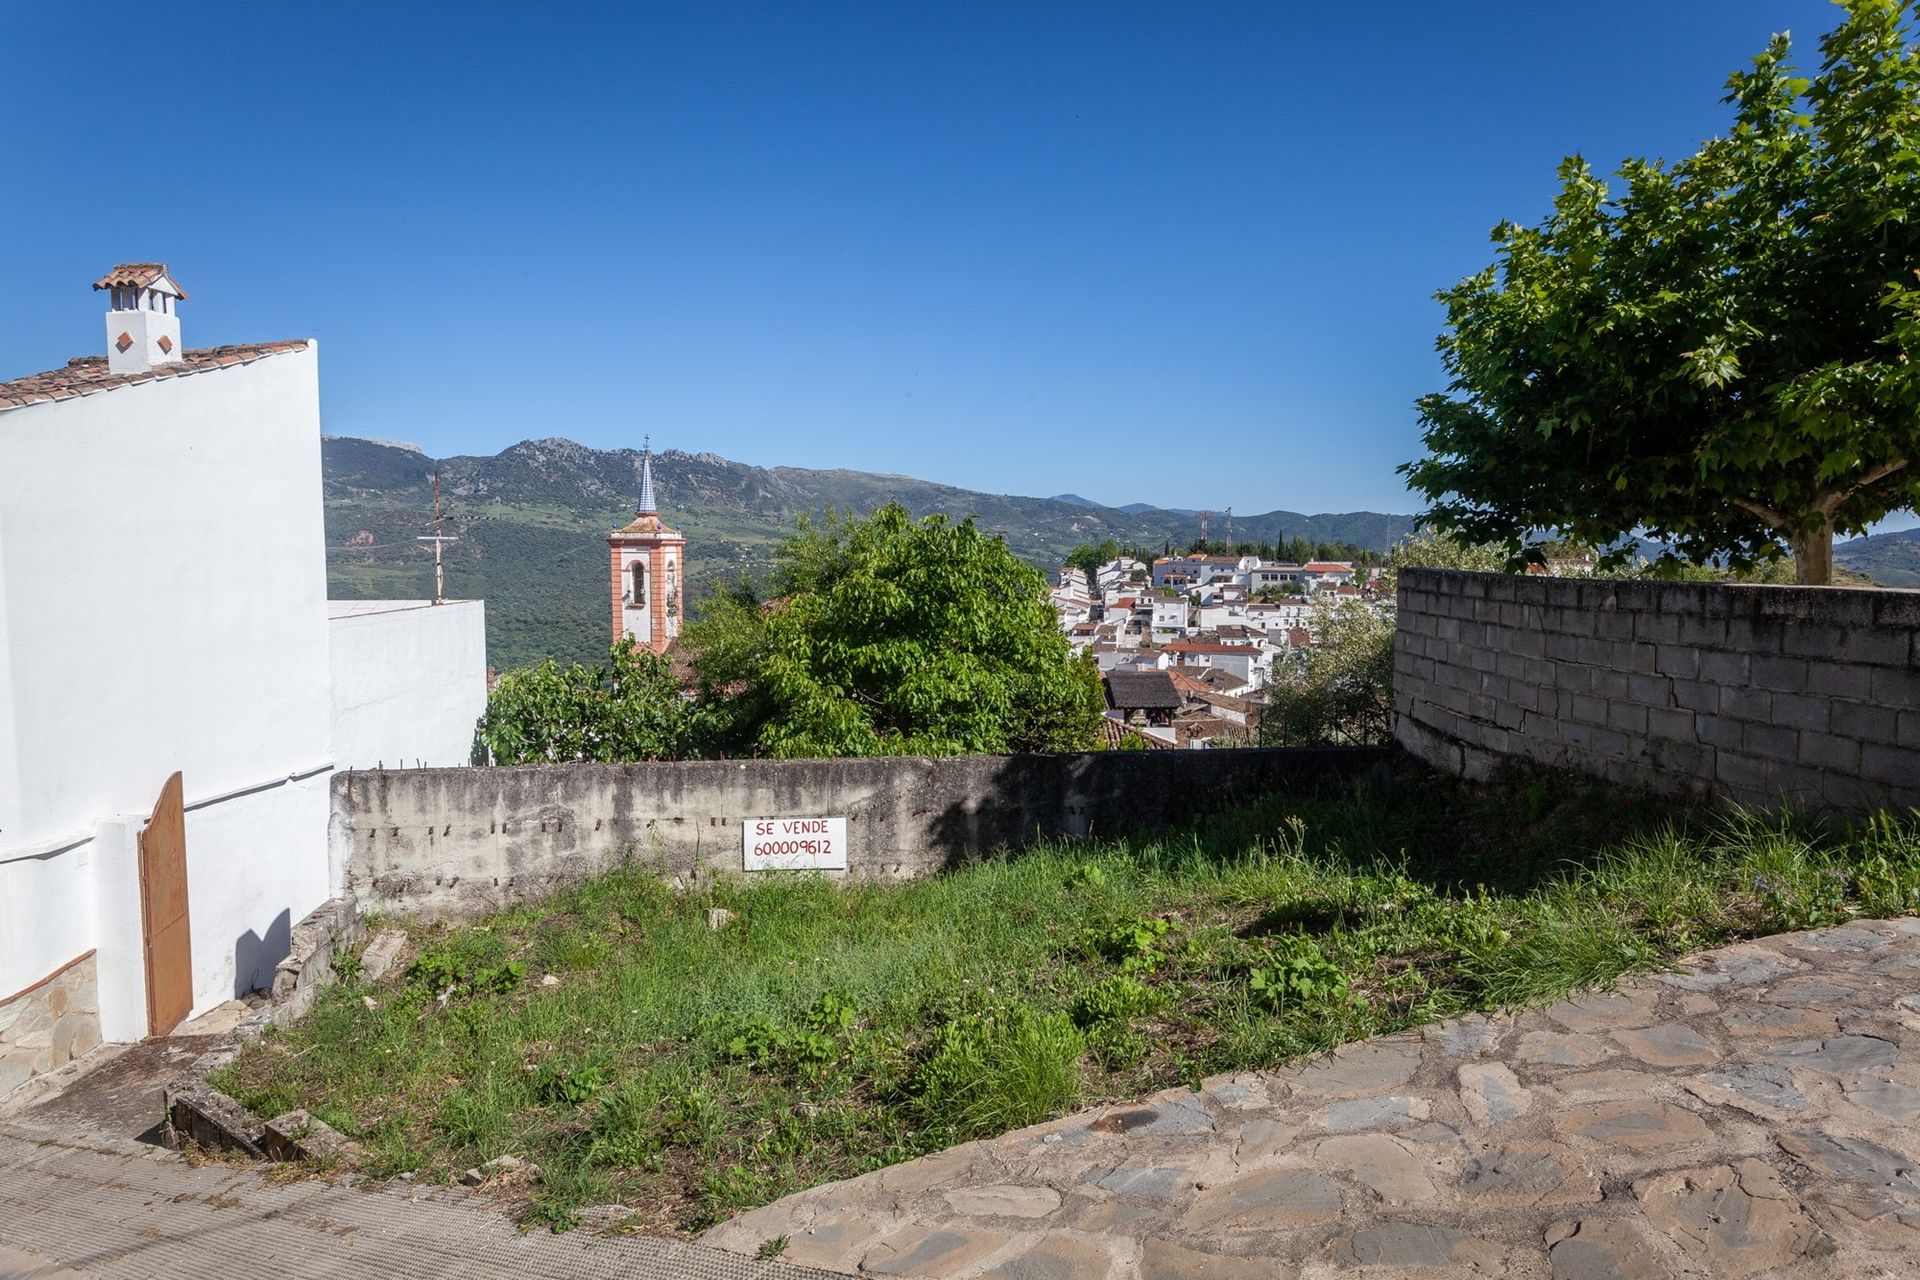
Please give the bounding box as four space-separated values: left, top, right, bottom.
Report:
1165 642 1257 655
93 263 187 297
0 341 310 411
1302 561 1355 573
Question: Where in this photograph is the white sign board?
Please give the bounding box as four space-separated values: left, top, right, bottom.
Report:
743 816 848 871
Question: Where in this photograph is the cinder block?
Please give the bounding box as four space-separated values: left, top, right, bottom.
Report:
1720 686 1773 722
1591 668 1629 700
1900 710 1920 751
1872 593 1920 630
1862 744 1919 785
1871 666 1920 706
1575 636 1614 667
1752 655 1809 694
1696 714 1744 751
1572 693 1609 726
1678 614 1729 647
1593 610 1634 642
1780 623 1847 662
1699 651 1751 685
1715 751 1771 792
1798 734 1861 774
1545 633 1580 663
1654 645 1701 679
1804 661 1873 702
1588 725 1633 760
1841 627 1911 668
1647 735 1710 776
1646 706 1695 742
1509 628 1546 660
1629 673 1672 706
1743 721 1800 763
1832 699 1900 745
1671 679 1719 714
1770 692 1830 735
1607 702 1649 735
1634 612 1682 646
1724 613 1787 650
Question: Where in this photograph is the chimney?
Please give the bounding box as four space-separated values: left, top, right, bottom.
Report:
94 263 187 375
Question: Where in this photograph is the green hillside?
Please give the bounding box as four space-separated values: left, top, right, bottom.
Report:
1835 528 1920 588
323 436 1417 670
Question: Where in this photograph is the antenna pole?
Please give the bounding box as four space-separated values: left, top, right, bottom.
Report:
415 469 459 604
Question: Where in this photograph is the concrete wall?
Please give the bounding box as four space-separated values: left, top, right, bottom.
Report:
328 599 488 771
0 347 333 1029
1394 569 1920 812
334 747 1390 918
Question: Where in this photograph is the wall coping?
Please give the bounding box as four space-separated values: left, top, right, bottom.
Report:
1397 568 1920 627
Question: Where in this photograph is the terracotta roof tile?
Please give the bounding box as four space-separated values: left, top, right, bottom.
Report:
0 341 311 412
93 262 187 297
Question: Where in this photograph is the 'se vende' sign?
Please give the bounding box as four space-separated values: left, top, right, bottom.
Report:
742 816 848 871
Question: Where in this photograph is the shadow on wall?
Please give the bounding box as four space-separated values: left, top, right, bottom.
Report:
233 908 291 999
927 747 1396 870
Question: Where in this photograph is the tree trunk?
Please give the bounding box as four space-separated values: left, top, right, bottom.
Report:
1790 518 1835 585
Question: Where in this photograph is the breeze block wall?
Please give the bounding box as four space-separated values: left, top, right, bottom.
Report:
1395 569 1920 813
333 747 1392 919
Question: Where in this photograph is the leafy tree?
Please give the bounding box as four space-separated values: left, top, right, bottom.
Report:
1063 538 1120 581
1259 599 1395 747
1261 533 1505 747
1405 0 1920 584
688 504 1104 758
473 637 709 764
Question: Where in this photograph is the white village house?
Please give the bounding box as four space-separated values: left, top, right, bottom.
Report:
0 266 486 1096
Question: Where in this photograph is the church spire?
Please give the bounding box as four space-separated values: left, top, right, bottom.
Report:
636 437 658 515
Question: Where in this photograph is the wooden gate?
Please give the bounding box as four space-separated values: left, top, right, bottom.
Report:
138 771 192 1037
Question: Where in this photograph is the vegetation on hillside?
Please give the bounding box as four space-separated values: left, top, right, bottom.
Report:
1406 0 1920 584
474 503 1105 762
219 769 1920 1234
321 437 1419 671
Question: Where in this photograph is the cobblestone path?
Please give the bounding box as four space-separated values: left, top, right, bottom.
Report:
703 919 1920 1278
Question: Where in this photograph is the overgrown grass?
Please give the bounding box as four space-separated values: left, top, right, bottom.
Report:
217 769 1920 1234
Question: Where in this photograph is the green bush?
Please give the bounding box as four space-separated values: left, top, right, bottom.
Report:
1247 936 1355 1014
1083 915 1172 973
913 1003 1084 1138
1071 974 1162 1029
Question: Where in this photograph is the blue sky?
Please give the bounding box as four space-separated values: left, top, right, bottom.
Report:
1 1 1852 516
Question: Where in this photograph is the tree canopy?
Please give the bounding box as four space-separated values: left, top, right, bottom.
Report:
472 637 710 765
689 503 1105 758
1404 0 1920 583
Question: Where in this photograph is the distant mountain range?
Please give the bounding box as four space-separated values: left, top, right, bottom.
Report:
323 436 1418 670
1836 526 1920 588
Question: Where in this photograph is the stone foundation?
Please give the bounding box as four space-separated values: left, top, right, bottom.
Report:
0 952 102 1098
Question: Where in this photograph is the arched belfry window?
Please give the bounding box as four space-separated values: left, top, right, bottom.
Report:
630 560 647 606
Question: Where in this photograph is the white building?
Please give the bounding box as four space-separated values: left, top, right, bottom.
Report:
1149 598 1189 639
0 266 486 1096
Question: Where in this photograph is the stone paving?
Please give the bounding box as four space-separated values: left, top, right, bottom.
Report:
704 918 1920 1278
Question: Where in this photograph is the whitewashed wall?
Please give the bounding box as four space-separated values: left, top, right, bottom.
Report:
0 345 333 1018
328 599 488 771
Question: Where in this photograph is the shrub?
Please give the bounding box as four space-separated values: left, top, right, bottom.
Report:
1083 915 1173 973
1246 936 1355 1015
913 1003 1084 1138
1071 974 1162 1029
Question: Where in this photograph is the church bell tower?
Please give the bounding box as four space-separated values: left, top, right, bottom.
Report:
608 444 686 655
